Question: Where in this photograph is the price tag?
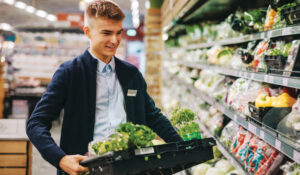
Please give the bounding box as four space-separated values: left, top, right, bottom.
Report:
264 75 269 82
282 27 292 35
169 0 173 9
268 76 274 83
239 72 243 77
250 35 254 40
261 32 265 39
293 150 300 163
259 131 265 139
267 31 272 38
219 104 225 113
233 114 237 122
251 73 255 80
248 123 257 134
243 72 248 78
275 139 281 150
283 78 288 86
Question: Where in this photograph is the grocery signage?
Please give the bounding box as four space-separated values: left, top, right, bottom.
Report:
56 13 84 28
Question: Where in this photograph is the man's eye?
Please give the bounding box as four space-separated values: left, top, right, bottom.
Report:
103 33 111 35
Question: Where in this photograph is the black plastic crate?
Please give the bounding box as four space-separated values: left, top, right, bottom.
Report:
80 138 216 175
281 5 300 25
264 55 287 74
248 102 272 123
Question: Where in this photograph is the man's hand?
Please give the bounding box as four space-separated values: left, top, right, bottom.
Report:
59 155 89 175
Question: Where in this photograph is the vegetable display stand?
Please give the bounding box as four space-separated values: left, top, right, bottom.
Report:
281 5 300 25
80 138 216 175
262 107 292 136
248 102 272 123
264 55 287 75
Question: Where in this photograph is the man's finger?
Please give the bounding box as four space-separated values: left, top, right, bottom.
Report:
78 165 89 172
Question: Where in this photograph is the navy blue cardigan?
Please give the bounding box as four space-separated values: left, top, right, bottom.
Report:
26 49 181 169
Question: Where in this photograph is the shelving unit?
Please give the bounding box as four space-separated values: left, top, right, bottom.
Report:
167 59 300 89
161 0 300 174
197 121 249 175
165 71 300 164
167 25 300 51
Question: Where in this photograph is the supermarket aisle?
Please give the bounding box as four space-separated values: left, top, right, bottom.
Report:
32 120 62 175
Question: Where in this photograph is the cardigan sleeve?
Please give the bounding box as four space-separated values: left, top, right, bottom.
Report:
26 64 69 168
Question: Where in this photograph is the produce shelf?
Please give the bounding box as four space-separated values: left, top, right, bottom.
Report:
197 121 249 175
167 25 300 50
165 71 300 164
168 60 300 89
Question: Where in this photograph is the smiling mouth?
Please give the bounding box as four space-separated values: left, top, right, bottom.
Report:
106 46 116 49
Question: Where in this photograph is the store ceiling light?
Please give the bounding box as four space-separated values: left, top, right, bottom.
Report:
15 1 26 9
127 29 137 36
0 23 13 31
130 0 140 28
25 5 35 13
131 0 138 9
2 0 15 5
145 1 150 9
162 33 168 41
46 14 57 22
36 10 47 18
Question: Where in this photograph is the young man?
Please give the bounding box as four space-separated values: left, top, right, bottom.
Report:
26 0 182 174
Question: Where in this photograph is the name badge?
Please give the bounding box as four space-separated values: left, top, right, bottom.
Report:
127 89 137 97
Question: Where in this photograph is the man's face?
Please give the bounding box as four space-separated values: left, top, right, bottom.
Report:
84 17 123 59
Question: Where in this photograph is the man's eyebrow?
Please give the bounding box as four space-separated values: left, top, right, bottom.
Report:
101 29 123 33
101 30 113 33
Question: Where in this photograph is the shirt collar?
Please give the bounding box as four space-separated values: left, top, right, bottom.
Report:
88 50 115 73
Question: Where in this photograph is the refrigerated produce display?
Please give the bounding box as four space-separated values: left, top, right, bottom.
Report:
161 0 300 175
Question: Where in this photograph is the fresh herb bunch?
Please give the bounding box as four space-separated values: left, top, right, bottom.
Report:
178 122 200 137
170 108 195 126
170 108 201 140
118 122 156 149
90 122 156 155
91 132 129 154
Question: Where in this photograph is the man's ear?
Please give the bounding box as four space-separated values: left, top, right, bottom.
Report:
83 26 91 39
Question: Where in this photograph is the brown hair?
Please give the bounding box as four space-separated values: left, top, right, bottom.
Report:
85 0 125 24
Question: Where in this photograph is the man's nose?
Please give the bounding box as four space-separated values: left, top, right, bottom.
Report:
110 35 118 43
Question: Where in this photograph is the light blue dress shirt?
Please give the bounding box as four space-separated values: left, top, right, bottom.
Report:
89 51 127 141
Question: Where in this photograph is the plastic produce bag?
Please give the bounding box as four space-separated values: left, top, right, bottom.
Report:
220 121 239 149
264 5 278 31
277 96 300 148
280 162 300 175
231 127 248 154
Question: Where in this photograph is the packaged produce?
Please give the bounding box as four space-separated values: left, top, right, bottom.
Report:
227 50 246 69
191 163 212 175
215 159 235 173
205 167 226 175
228 9 265 34
207 45 223 64
231 127 248 154
206 112 224 136
236 136 257 165
194 70 227 101
255 92 296 108
170 108 201 140
277 96 300 147
280 161 300 175
217 47 235 65
226 78 260 115
220 121 239 149
251 40 270 71
264 6 278 31
88 122 156 156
